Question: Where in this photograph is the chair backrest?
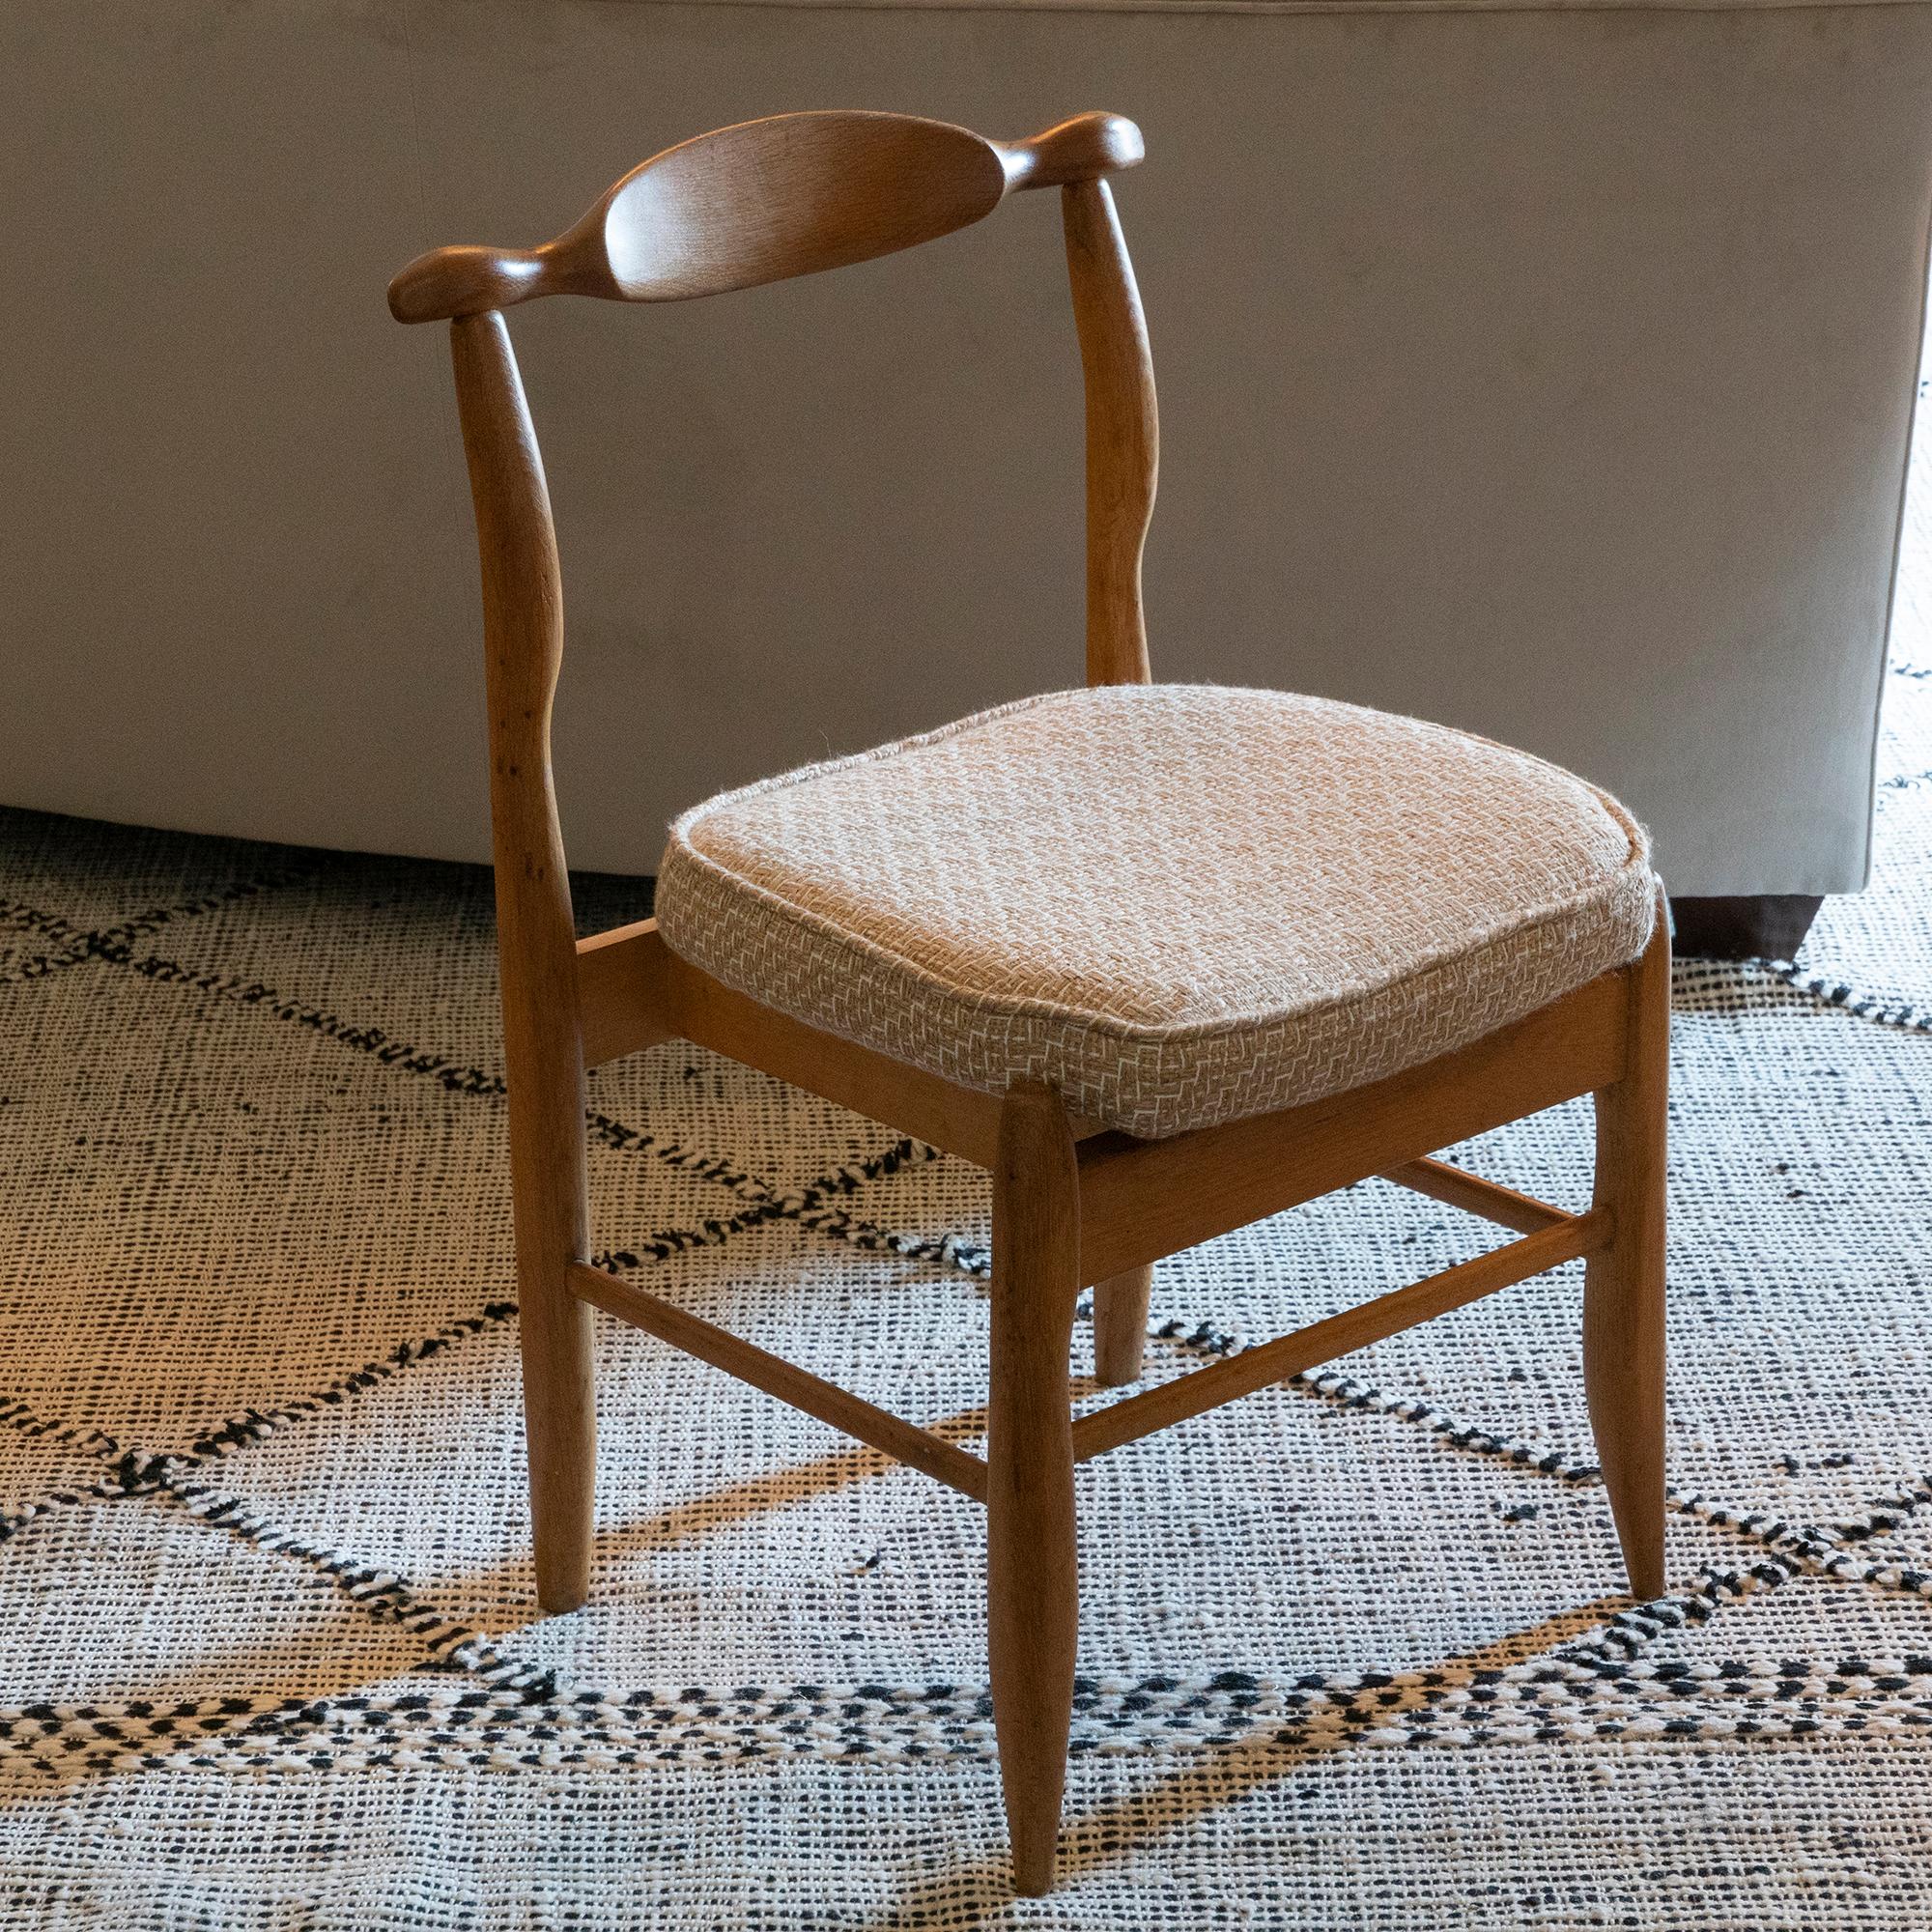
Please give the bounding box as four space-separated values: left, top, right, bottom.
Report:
388 110 1145 320
391 110 1156 1037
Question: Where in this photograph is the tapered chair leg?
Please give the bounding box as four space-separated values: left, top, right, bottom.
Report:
495 835 597 1617
501 952 595 1614
987 1081 1083 1896
1093 1264 1153 1386
455 304 600 1617
497 884 597 1617
519 1253 598 1613
1583 895 1670 1603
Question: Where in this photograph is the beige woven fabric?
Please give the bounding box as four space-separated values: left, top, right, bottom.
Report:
655 685 1657 1138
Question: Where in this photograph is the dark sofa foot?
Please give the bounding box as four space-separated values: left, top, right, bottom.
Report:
1668 893 1825 961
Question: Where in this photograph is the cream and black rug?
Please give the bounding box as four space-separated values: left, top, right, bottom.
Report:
4 636 1930 1928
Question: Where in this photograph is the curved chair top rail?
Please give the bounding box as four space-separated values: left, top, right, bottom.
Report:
387 109 1144 324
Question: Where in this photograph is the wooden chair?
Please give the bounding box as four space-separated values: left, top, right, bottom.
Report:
389 109 1667 1896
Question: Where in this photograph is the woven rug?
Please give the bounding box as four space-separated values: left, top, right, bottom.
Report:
4 644 1930 1927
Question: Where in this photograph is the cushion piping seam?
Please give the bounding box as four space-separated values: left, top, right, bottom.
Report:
659 833 1653 1049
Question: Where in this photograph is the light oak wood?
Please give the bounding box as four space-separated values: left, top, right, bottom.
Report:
1072 1209 1611 1465
1075 971 1624 1286
577 917 1110 1163
987 1081 1083 1895
646 931 1014 1162
449 311 597 1614
568 1264 987 1499
389 111 1144 326
1381 1156 1573 1236
1092 1264 1154 1385
408 113 1669 1896
1584 889 1671 1601
1064 179 1157 686
576 918 674 1065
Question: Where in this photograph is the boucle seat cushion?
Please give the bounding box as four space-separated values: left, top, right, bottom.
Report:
654 685 1657 1139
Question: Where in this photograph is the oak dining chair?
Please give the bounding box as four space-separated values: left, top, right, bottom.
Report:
388 109 1668 1896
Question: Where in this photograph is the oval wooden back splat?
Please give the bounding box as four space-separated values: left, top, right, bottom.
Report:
387 110 1144 324
594 112 1009 302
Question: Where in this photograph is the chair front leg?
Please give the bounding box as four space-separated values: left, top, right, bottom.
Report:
1583 895 1670 1603
987 1080 1083 1896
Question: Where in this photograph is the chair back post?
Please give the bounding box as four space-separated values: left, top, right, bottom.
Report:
447 310 590 1261
1062 178 1157 687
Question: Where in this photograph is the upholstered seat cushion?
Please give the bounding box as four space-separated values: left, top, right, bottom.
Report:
654 685 1656 1138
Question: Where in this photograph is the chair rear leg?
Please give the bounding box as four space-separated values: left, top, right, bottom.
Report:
1583 896 1670 1602
1093 1264 1153 1385
455 300 598 1616
500 947 597 1615
519 1246 597 1614
988 1081 1083 1896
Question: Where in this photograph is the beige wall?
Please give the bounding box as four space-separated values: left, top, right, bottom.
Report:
8 0 1930 893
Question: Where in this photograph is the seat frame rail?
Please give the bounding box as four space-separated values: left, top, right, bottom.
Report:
567 919 1619 1499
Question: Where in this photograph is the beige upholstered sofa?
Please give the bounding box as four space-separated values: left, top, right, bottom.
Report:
7 0 1930 932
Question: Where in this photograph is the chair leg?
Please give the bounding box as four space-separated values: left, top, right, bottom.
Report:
500 951 597 1615
1583 897 1670 1603
988 1081 1083 1897
519 1251 597 1614
1092 1264 1153 1386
